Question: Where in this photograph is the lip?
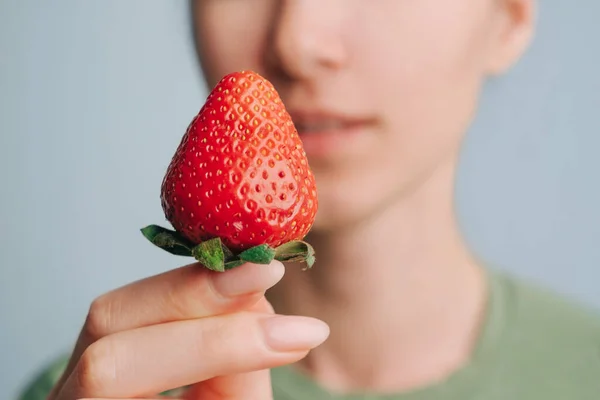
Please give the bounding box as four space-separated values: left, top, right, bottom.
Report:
290 109 374 132
288 109 377 159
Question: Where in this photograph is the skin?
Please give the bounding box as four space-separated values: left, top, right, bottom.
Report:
49 0 535 399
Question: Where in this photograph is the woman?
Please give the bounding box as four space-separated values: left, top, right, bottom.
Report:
21 0 600 399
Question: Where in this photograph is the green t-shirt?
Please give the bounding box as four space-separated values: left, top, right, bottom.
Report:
19 270 600 400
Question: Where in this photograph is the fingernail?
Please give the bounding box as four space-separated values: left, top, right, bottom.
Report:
211 261 285 297
262 316 330 352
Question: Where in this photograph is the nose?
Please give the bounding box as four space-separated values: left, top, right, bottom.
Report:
267 0 348 80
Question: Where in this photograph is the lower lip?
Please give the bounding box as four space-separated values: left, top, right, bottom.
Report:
297 124 372 158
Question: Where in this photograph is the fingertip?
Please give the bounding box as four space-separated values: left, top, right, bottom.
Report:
211 261 285 297
268 259 286 279
262 316 330 352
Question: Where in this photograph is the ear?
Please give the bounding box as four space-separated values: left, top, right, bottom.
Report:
486 0 537 75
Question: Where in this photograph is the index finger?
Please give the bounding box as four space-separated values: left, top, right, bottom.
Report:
86 261 284 338
51 261 283 400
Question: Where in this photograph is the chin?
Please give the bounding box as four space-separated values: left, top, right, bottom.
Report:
306 150 446 233
307 168 402 232
310 203 360 232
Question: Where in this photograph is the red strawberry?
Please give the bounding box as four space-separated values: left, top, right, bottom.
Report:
142 71 318 270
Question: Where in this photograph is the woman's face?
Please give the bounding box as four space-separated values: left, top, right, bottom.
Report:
192 0 532 230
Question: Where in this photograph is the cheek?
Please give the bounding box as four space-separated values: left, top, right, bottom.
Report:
356 2 493 161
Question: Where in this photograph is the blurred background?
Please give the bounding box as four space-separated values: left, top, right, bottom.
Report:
1 1 599 398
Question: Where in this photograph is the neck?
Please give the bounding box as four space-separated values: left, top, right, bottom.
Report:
267 160 488 394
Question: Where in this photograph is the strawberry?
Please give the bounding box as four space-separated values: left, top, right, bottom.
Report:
141 71 318 271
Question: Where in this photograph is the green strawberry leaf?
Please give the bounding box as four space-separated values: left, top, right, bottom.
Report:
274 240 316 269
140 225 194 257
238 244 276 264
191 238 227 272
141 225 316 271
190 238 248 271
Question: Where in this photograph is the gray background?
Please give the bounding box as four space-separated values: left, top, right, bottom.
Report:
1 1 598 398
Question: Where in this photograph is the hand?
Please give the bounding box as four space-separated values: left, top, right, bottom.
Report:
48 261 329 399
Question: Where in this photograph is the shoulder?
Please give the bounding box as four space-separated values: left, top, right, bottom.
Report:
492 270 600 396
497 270 600 342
